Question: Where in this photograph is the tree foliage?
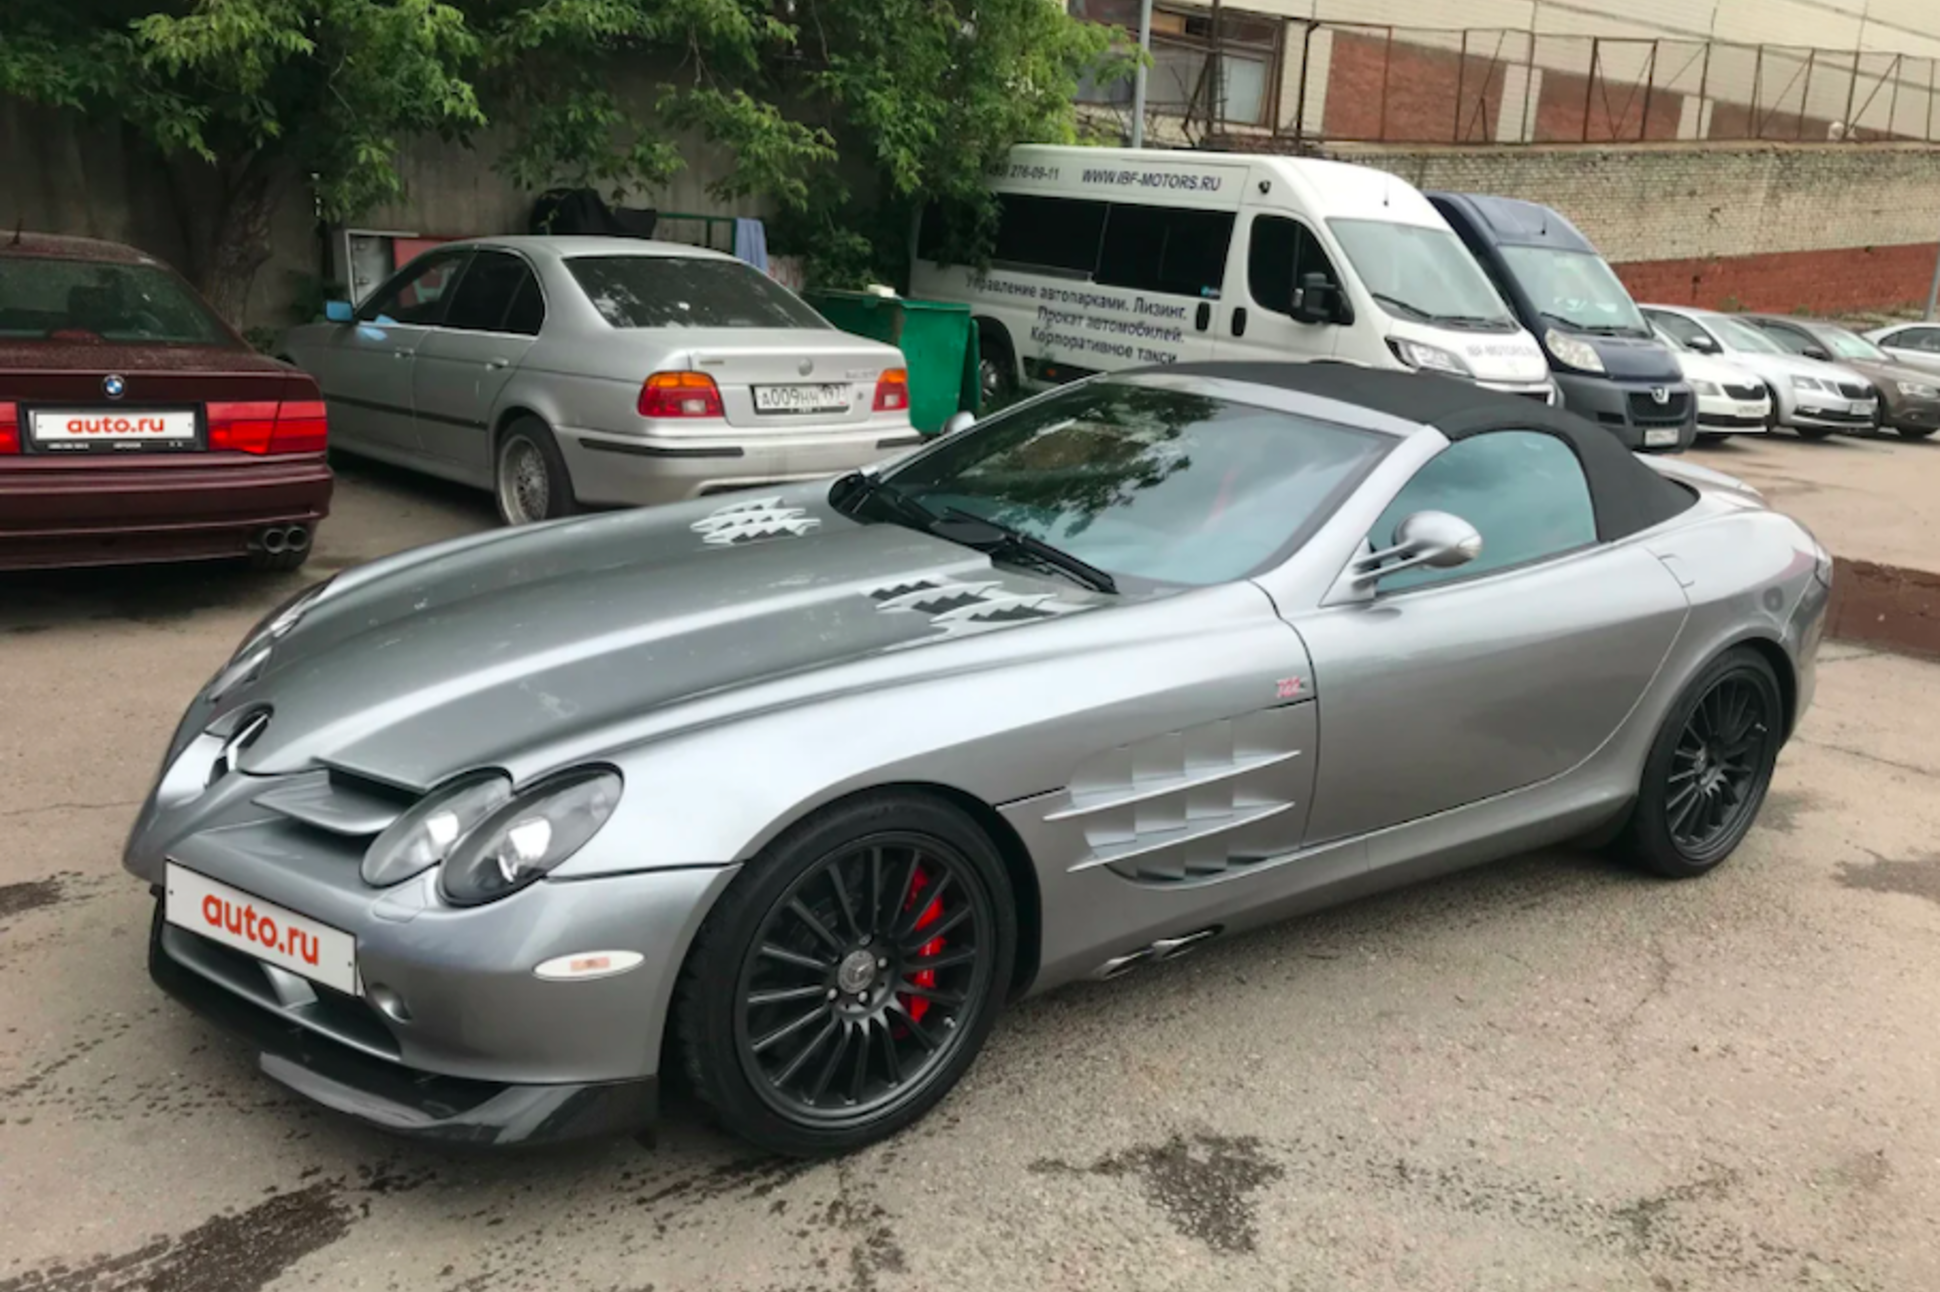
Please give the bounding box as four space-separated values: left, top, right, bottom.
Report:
1 0 1129 317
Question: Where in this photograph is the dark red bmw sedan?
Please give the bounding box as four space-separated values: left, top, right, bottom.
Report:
1 234 332 572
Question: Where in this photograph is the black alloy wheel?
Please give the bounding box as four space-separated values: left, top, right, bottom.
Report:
1619 647 1783 878
676 793 1015 1156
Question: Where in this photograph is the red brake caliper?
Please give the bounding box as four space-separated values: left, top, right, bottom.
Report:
899 865 945 1025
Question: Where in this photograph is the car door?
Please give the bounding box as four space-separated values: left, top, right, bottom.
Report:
1874 325 1940 376
315 251 469 460
411 249 544 480
1214 210 1343 363
1290 429 1689 845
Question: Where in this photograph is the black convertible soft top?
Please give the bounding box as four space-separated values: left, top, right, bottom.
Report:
1143 362 1697 542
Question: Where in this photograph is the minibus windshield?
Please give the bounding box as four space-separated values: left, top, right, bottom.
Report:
1327 219 1516 330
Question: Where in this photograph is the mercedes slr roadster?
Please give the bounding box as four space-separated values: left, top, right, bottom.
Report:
124 363 1831 1156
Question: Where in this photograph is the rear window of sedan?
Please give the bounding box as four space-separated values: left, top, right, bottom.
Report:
0 257 230 345
566 256 830 330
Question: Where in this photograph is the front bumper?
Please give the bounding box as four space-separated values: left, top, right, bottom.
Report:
150 906 657 1147
1877 389 1940 432
1779 389 1877 429
0 453 332 572
1554 373 1695 451
558 422 925 508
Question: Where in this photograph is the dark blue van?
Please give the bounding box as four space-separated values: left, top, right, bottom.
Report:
1428 193 1694 452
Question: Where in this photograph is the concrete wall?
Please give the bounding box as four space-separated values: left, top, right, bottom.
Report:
1335 141 1940 313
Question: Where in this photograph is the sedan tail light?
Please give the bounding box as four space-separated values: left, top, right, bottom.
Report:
873 368 910 414
0 403 18 455
639 372 724 419
207 399 330 455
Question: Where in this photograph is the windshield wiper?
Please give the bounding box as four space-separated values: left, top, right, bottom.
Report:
936 507 1117 594
1369 291 1432 321
1429 313 1510 330
831 471 938 531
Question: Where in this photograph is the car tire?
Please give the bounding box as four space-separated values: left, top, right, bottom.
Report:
494 418 577 526
1617 646 1784 880
1897 425 1937 440
675 791 1017 1157
977 329 1018 410
1793 424 1834 441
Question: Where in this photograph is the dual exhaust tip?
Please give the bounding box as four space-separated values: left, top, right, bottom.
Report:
253 524 312 556
1093 926 1221 980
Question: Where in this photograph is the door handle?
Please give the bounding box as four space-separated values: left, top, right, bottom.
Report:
1195 301 1212 332
1232 307 1249 339
486 358 510 370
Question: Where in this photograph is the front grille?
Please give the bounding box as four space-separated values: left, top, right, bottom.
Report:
160 919 400 1060
1723 382 1765 401
1626 389 1692 425
1839 381 1872 399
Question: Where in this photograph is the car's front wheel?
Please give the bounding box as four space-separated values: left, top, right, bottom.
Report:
675 792 1016 1157
494 418 577 526
1618 646 1783 879
1896 425 1937 440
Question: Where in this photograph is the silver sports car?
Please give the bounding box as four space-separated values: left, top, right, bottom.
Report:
124 363 1831 1156
279 236 920 526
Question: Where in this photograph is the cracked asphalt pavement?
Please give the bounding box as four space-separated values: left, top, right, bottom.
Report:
4 457 1940 1291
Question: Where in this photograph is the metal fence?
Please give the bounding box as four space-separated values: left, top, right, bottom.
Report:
1085 17 1940 149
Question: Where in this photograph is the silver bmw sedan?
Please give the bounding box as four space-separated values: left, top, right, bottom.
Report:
279 236 921 524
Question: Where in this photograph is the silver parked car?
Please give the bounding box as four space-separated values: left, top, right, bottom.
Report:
1643 304 1877 440
280 237 921 524
126 364 1829 1157
1863 320 1940 379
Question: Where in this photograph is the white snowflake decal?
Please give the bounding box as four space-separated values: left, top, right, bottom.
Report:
869 574 1089 640
691 496 822 546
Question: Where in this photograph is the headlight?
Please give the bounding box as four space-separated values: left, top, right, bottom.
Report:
1898 380 1939 398
1790 374 1825 392
439 770 622 906
1689 379 1721 397
1387 337 1472 376
362 773 512 887
1543 328 1605 374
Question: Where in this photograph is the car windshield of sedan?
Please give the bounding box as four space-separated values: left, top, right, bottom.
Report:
0 257 229 345
882 382 1389 586
1708 315 1785 354
1823 328 1889 362
567 256 830 330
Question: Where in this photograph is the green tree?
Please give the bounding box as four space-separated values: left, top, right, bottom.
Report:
1 0 1127 320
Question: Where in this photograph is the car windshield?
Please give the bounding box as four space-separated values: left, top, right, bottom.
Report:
0 257 229 345
881 382 1389 586
567 256 829 330
1326 219 1515 327
1499 246 1649 336
1708 315 1786 354
1823 327 1889 362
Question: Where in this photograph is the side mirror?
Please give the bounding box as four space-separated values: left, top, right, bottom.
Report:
1688 334 1720 355
942 411 976 437
1292 271 1339 326
1352 510 1483 585
1803 345 1831 361
325 300 354 323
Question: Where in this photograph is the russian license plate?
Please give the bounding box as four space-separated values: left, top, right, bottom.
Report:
165 863 358 995
1734 403 1767 418
753 383 850 415
31 408 197 451
1644 427 1681 447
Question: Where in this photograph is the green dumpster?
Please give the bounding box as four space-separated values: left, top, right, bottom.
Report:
802 289 979 433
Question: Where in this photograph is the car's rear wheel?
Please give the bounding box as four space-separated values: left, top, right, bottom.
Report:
675 792 1015 1157
494 418 576 526
1618 646 1783 879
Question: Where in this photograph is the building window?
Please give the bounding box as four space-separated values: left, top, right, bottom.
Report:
1073 0 1281 127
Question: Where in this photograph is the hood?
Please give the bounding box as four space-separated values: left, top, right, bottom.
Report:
1718 348 1854 386
1672 349 1763 387
1836 356 1932 390
218 486 1119 788
1571 332 1682 381
1387 318 1551 384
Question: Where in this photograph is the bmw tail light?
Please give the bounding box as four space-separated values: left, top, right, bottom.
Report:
207 399 329 455
0 403 18 455
207 401 278 453
873 368 910 414
271 400 329 454
639 372 724 419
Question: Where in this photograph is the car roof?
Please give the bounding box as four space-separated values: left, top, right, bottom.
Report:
1114 362 1695 543
454 235 735 262
0 232 155 265
1429 193 1599 253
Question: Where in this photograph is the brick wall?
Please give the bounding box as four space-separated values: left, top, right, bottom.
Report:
1324 30 1508 143
1335 141 1940 313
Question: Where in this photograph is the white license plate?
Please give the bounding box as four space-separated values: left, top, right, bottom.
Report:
165 863 358 995
32 408 197 450
1734 403 1767 418
753 384 851 415
1644 427 1681 447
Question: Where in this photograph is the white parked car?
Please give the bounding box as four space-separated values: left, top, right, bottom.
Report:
1659 338 1771 438
1862 321 1940 377
1643 305 1875 441
281 237 921 525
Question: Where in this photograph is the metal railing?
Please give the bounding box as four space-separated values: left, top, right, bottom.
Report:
1084 18 1940 149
